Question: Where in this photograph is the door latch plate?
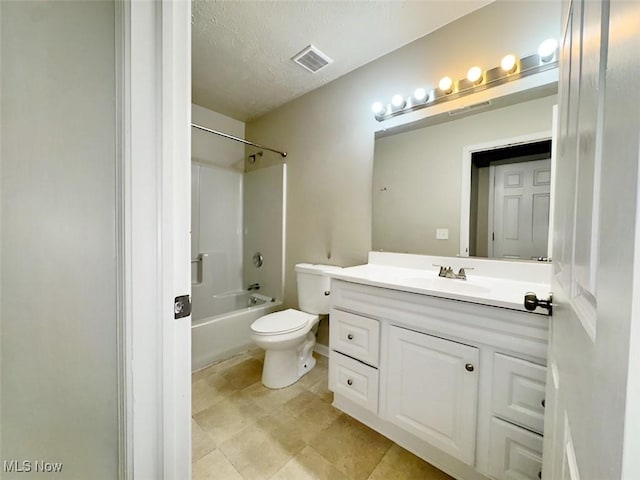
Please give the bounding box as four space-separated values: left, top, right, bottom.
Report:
174 295 191 319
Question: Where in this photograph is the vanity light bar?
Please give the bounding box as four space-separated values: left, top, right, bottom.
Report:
372 40 558 122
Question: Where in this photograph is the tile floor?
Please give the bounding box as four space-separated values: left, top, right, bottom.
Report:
192 348 453 480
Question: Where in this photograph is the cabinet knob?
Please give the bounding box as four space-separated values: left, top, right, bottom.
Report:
347 379 353 386
538 471 542 479
465 363 475 372
347 333 354 340
541 399 546 408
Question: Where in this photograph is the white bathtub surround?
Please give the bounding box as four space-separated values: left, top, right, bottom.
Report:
330 251 551 314
190 158 286 373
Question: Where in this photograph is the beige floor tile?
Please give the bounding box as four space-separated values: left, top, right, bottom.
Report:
307 376 333 403
248 347 265 359
367 444 454 480
241 381 307 412
192 351 249 382
276 390 322 418
271 446 350 480
309 415 393 480
192 450 243 480
192 373 237 415
221 358 265 390
219 415 306 480
192 419 217 463
254 414 307 453
314 353 329 368
289 396 343 443
193 392 267 444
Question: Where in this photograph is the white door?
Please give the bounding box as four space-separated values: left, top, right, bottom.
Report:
543 1 640 479
492 158 551 259
386 326 479 465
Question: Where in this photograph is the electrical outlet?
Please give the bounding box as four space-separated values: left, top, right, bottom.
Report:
436 228 449 240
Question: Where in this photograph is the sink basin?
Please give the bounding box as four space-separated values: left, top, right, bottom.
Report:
403 276 492 296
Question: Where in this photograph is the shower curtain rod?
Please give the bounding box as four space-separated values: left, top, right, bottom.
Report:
191 123 287 158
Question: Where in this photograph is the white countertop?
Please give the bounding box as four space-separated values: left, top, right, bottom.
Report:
329 252 552 315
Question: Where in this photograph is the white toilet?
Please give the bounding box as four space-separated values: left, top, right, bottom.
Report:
250 263 341 389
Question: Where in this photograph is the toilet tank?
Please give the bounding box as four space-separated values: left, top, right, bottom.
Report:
295 263 342 314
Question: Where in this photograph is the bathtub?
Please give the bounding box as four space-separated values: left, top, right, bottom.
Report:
191 290 282 371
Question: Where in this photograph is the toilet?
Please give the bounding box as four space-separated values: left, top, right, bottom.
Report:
250 263 341 389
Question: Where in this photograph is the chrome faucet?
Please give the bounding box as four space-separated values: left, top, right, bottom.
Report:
433 265 473 281
247 283 260 291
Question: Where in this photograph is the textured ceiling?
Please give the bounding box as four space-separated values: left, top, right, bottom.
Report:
192 1 494 122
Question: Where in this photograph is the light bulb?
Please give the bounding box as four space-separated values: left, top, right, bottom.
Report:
538 38 558 63
467 66 483 84
501 54 517 73
413 88 428 103
391 94 406 109
439 76 453 93
371 102 385 115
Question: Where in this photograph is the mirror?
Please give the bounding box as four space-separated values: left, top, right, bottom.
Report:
372 93 556 259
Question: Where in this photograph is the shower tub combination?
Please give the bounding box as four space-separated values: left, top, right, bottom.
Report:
189 157 286 372
191 290 282 371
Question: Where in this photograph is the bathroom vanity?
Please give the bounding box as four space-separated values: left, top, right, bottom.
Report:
327 252 551 480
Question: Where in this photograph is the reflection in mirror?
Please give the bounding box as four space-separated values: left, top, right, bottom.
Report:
469 140 552 258
372 94 556 258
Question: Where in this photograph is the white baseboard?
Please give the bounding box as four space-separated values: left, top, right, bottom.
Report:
314 343 329 358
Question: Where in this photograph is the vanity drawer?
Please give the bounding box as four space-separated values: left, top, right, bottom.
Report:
329 351 379 413
329 309 379 366
492 353 546 434
488 417 543 480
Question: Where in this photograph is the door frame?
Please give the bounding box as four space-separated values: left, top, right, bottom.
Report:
459 130 552 257
117 1 191 478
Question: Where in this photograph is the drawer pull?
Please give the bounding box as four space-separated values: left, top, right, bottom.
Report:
347 378 353 386
538 471 542 479
347 333 354 340
541 399 546 408
465 363 475 372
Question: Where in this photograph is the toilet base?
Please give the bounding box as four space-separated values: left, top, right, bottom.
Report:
261 332 317 389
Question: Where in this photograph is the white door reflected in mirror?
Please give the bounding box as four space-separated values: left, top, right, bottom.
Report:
491 159 550 259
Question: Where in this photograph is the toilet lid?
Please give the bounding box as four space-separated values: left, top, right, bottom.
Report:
251 309 317 335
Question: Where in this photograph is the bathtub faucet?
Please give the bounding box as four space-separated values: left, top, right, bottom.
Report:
248 283 261 291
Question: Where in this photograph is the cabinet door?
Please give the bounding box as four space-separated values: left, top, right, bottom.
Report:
386 326 479 465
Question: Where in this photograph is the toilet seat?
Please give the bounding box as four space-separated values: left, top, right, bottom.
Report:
251 309 317 336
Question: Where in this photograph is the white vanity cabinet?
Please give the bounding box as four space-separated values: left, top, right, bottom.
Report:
328 278 549 480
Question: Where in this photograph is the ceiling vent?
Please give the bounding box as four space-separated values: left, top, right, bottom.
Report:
292 45 333 73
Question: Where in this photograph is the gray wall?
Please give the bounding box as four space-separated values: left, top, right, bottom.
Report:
245 1 560 346
1 2 119 478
